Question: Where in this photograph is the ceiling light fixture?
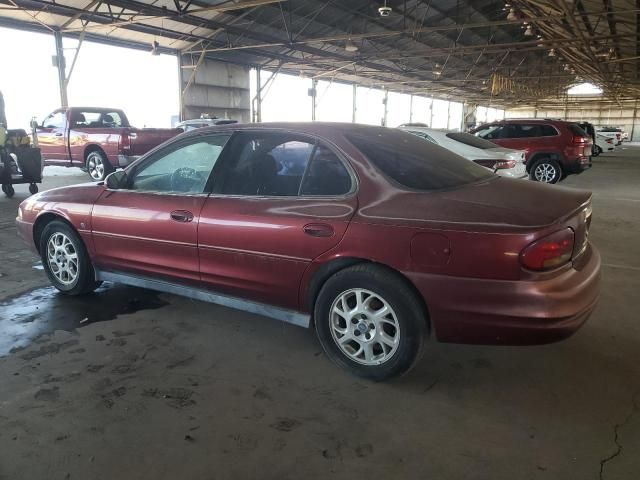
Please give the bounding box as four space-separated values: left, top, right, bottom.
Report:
151 40 160 56
548 48 556 57
524 25 534 36
345 39 358 52
506 8 517 20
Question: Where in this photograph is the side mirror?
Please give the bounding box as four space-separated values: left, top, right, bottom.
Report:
105 170 127 189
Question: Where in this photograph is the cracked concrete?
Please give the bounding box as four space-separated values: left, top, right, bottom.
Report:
600 393 640 480
1 151 640 480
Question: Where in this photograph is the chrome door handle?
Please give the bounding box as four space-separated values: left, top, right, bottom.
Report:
170 210 194 222
55 133 63 137
303 223 334 238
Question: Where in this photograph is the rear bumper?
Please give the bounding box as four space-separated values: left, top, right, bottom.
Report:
408 244 601 345
567 156 592 173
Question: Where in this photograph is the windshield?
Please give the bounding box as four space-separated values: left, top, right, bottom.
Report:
446 132 499 150
347 129 494 191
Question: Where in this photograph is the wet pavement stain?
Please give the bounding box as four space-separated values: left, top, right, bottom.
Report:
0 282 169 356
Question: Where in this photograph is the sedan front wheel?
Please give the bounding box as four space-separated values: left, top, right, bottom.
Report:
39 220 101 295
314 264 426 381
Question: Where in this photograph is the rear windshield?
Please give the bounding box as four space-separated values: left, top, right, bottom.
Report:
445 132 499 150
569 124 589 137
347 130 494 191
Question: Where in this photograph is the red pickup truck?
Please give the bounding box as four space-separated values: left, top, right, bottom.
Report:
37 107 182 180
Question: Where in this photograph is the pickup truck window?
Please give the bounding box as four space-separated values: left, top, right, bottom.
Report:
130 135 231 194
70 110 125 129
43 111 66 129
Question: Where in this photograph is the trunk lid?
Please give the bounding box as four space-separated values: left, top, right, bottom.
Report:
365 177 592 233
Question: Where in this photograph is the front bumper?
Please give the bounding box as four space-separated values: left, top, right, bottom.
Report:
116 154 140 167
409 244 601 345
16 218 37 253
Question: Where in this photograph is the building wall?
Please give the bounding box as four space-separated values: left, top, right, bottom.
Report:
179 56 251 123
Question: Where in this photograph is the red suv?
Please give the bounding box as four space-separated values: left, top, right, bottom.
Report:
471 119 592 183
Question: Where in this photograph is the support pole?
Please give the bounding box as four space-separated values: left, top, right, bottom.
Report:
54 31 68 108
311 79 317 121
255 67 262 123
177 53 185 121
352 84 357 123
409 94 414 123
429 96 434 127
382 89 388 127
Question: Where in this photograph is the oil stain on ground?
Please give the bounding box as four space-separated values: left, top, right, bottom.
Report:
0 282 168 356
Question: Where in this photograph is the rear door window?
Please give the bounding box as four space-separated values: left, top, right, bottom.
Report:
474 125 502 140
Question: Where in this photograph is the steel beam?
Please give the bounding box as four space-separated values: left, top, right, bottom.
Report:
53 30 68 107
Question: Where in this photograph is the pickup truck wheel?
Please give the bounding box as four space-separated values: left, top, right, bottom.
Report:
86 150 113 181
314 264 426 381
530 158 562 184
39 220 101 295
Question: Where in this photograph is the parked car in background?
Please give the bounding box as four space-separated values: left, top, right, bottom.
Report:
36 107 182 181
17 123 600 381
471 119 592 184
593 134 615 156
399 125 527 179
176 117 238 132
597 127 623 146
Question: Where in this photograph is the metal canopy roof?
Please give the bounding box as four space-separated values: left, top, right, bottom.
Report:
1 0 639 107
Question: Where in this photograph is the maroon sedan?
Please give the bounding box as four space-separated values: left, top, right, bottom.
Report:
16 123 601 380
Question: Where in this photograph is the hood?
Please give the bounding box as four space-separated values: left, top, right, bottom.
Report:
32 182 105 205
358 177 591 232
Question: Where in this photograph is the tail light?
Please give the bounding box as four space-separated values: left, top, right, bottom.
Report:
572 135 589 144
494 160 517 169
120 131 131 152
473 159 516 170
520 228 575 271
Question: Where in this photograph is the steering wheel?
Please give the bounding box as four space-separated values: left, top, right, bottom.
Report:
170 167 200 192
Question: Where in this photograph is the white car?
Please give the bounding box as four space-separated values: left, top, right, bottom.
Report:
596 129 623 146
399 126 527 179
594 133 615 156
176 117 237 131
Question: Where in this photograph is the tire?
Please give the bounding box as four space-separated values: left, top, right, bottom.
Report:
29 183 38 194
529 158 562 184
314 264 427 381
86 150 113 181
2 184 15 198
39 220 101 295
594 145 602 156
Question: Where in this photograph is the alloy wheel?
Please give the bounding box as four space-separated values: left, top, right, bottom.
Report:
534 163 557 183
87 153 105 180
46 232 79 285
329 288 400 365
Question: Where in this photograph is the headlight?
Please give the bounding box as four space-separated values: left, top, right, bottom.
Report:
17 206 23 220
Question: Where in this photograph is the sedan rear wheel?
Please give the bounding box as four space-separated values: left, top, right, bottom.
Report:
530 158 562 184
315 264 426 381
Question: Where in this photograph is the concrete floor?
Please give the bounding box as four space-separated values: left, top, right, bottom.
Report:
0 152 638 480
